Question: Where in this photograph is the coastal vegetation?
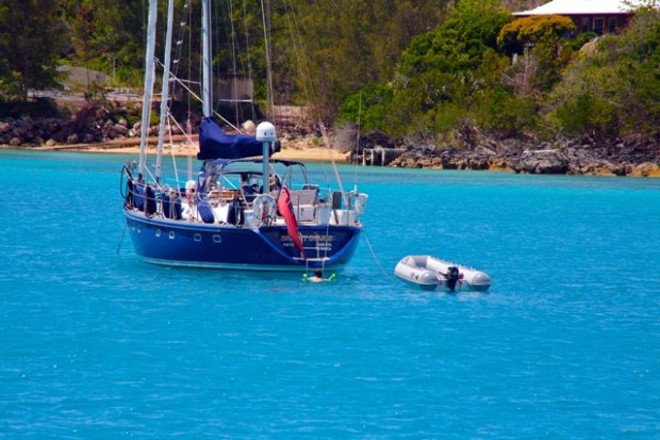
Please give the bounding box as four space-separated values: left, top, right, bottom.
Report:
338 0 658 143
0 0 657 174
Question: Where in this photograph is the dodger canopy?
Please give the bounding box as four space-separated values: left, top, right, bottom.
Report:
197 117 281 160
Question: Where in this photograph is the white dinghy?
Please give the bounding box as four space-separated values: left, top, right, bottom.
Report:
394 255 491 292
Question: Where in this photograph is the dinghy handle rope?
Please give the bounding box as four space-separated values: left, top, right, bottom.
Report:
362 227 395 281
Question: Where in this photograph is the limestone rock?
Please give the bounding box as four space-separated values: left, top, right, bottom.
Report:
67 133 79 144
516 149 569 174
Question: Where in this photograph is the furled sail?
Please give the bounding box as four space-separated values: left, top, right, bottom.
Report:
197 117 280 160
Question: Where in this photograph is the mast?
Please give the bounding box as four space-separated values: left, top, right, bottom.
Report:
155 0 175 182
201 0 213 118
138 0 159 178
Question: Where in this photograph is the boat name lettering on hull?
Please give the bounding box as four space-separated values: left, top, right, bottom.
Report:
280 234 337 243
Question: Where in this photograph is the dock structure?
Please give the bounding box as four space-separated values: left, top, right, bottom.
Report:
361 146 404 166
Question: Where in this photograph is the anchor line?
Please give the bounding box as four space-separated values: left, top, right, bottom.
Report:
362 227 395 281
116 222 128 255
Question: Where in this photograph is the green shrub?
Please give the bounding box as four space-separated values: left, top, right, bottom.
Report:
0 97 63 119
552 92 618 137
337 83 394 132
474 87 538 136
568 32 598 51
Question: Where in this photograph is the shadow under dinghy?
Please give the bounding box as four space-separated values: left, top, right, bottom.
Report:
394 255 491 292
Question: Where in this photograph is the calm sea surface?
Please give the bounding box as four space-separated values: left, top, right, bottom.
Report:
1 150 659 438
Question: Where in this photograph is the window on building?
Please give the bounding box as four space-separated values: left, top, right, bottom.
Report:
608 18 617 33
594 18 604 35
582 17 590 33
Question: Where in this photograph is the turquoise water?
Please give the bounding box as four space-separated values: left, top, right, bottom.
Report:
1 150 659 438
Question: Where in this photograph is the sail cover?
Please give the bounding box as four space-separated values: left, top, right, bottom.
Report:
197 117 279 160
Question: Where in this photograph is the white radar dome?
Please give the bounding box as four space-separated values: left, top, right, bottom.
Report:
256 121 277 142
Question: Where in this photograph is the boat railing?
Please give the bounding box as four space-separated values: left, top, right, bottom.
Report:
126 178 363 227
290 188 318 223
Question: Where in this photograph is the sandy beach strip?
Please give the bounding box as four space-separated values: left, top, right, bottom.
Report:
4 135 350 163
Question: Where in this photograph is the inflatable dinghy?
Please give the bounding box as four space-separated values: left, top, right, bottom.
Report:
394 255 491 292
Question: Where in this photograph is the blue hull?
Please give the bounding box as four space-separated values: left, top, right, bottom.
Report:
124 210 361 271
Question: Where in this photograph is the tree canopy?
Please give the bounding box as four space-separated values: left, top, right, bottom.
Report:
0 0 66 99
0 0 657 143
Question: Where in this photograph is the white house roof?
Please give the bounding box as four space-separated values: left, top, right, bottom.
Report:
513 0 638 16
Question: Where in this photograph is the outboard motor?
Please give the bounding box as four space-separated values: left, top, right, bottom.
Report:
446 266 460 292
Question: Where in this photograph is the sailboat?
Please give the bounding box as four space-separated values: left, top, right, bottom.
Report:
120 0 367 271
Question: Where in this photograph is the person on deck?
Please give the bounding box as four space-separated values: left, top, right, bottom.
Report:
269 174 282 193
182 179 197 220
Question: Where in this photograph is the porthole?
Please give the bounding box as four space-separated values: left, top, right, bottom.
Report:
213 235 222 243
155 229 161 238
169 231 176 240
137 226 142 234
194 233 202 242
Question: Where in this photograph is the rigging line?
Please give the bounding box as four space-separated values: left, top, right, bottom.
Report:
173 78 201 85
169 156 182 195
187 141 193 181
283 0 316 106
170 1 189 94
165 116 182 192
187 0 192 132
362 227 396 281
163 67 241 131
228 0 240 124
322 195 332 265
242 0 257 121
138 0 159 178
212 0 221 113
318 121 346 198
259 0 274 117
198 0 205 116
218 98 254 103
163 111 197 147
156 0 176 183
282 0 310 104
354 91 362 186
215 0 234 117
141 164 161 191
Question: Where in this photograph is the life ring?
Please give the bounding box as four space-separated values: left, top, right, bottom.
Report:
251 194 276 225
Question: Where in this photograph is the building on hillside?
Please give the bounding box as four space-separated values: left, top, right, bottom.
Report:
513 0 639 35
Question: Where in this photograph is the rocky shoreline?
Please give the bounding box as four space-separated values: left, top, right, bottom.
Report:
353 130 659 177
2 112 658 177
0 103 175 147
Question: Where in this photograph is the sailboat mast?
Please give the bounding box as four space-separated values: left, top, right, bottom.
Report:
155 0 176 182
201 0 213 118
138 0 159 178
